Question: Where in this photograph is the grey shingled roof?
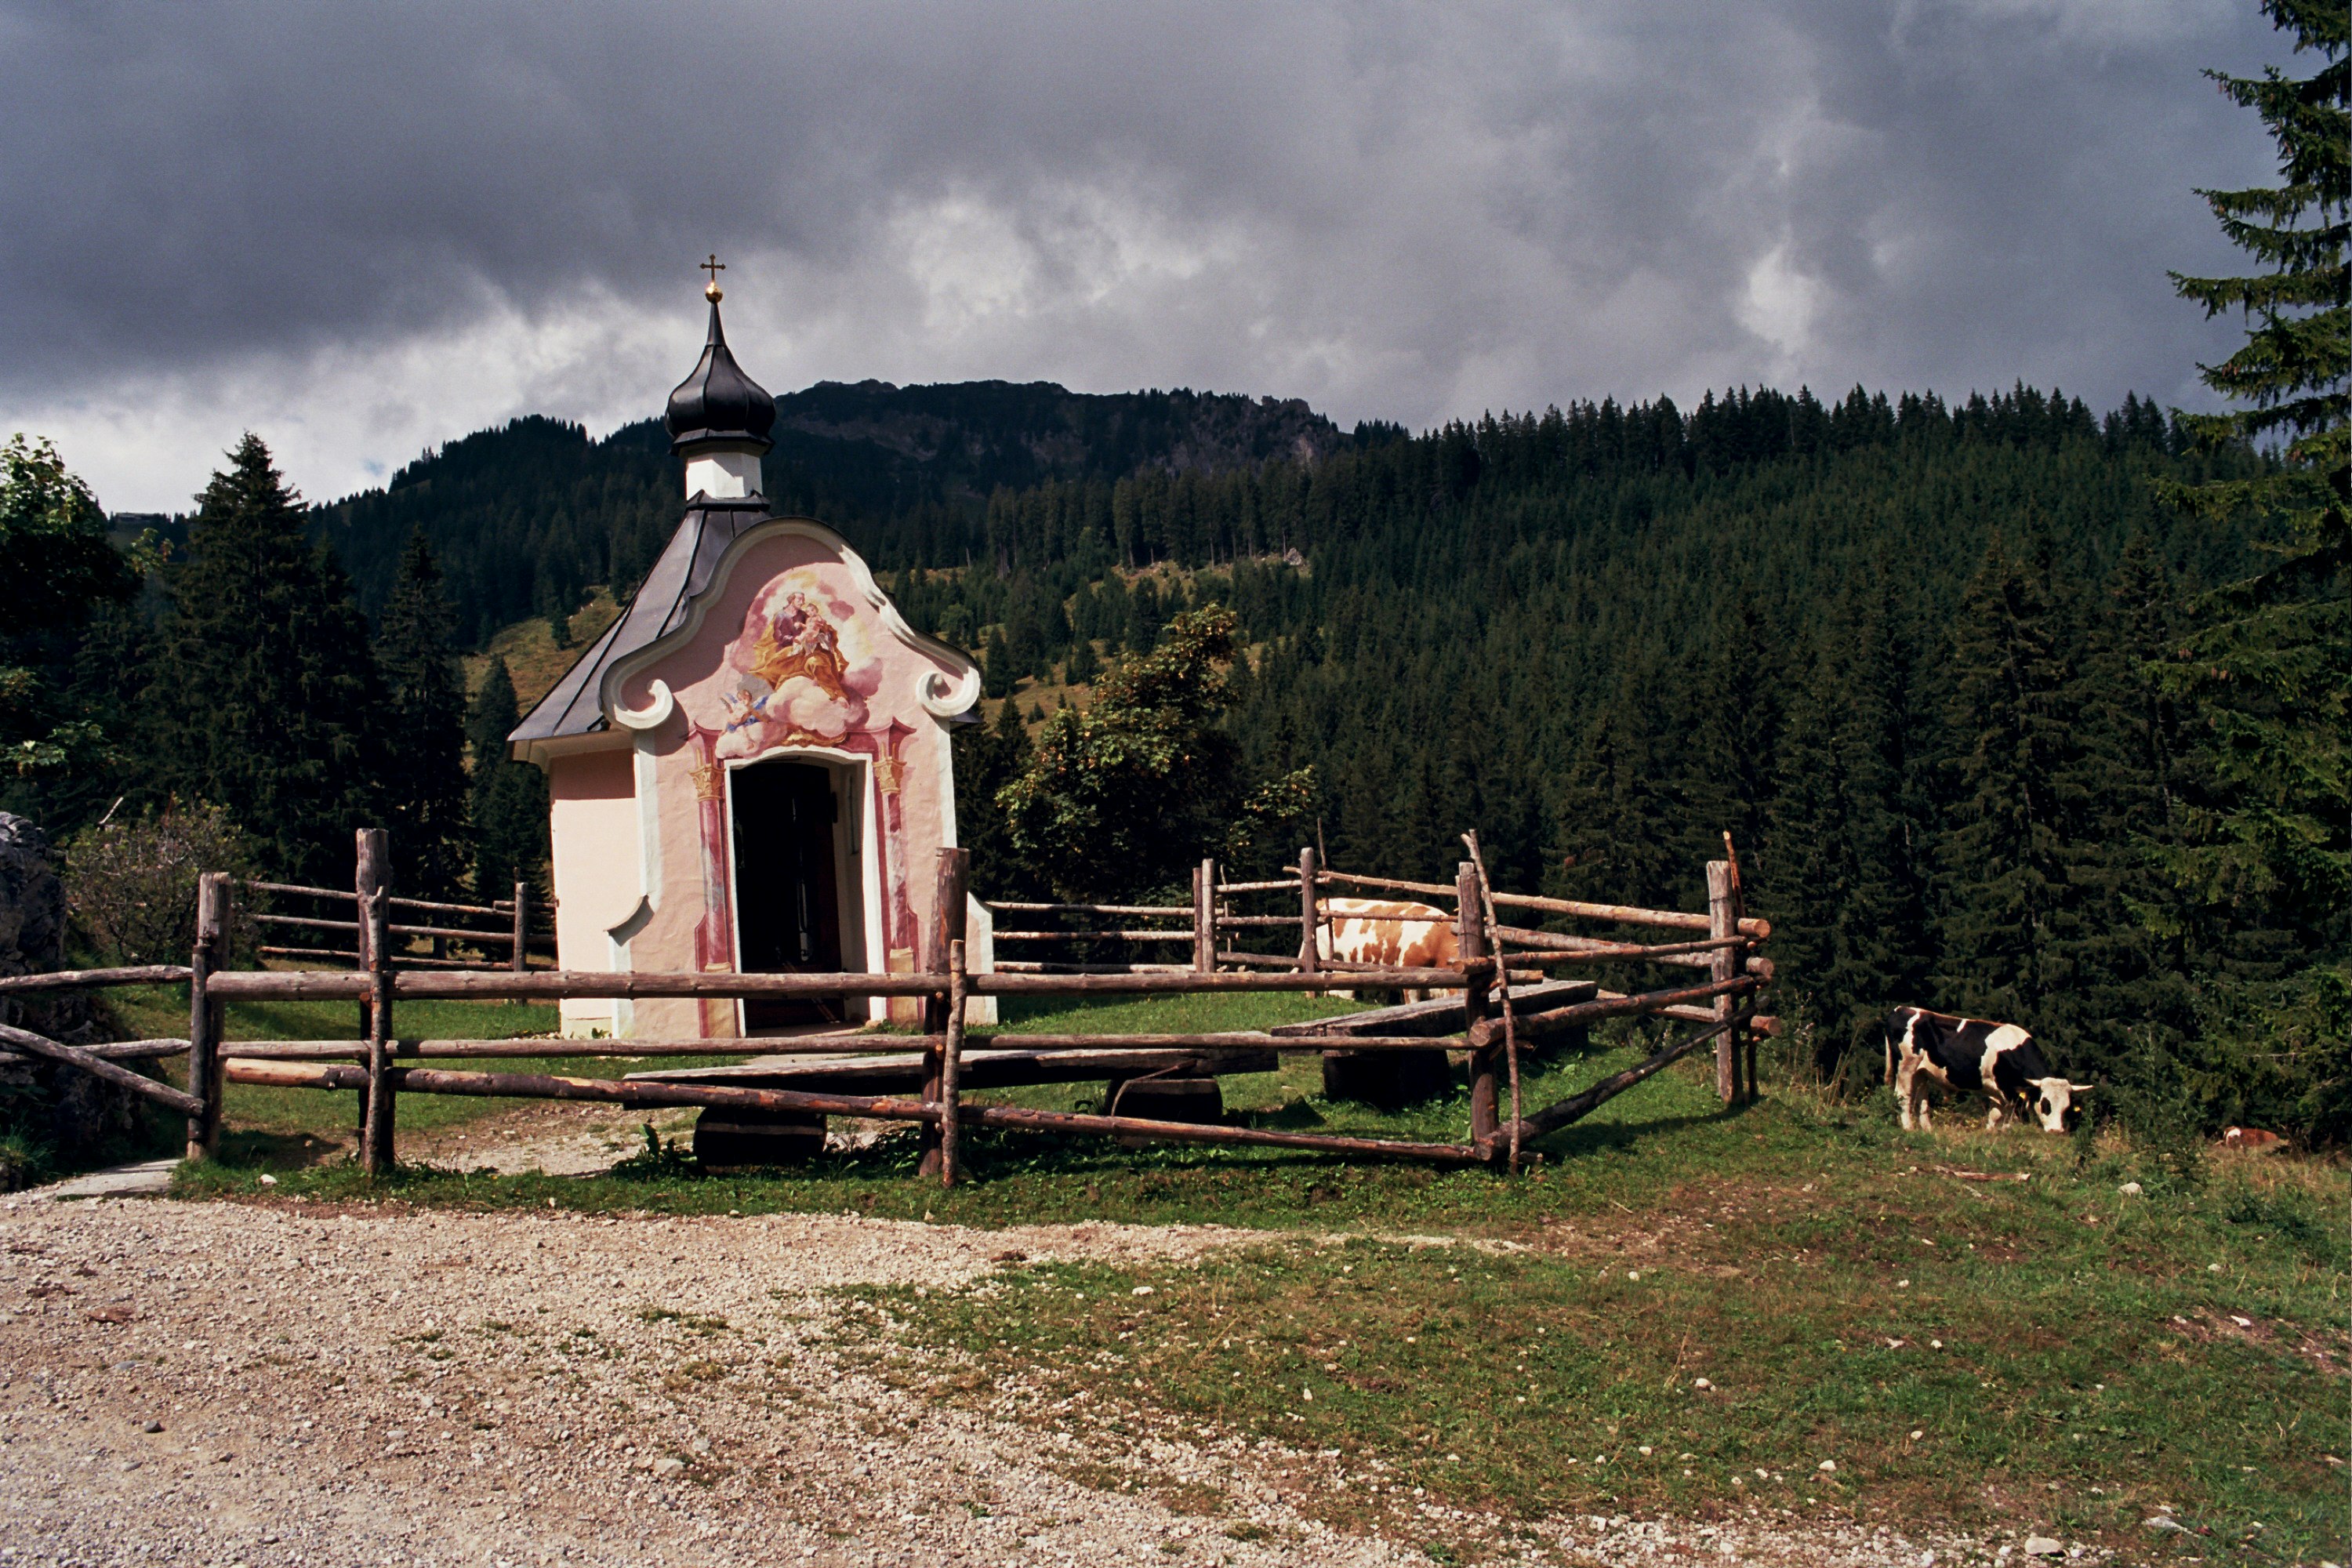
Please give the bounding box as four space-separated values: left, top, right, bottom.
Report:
509 496 772 750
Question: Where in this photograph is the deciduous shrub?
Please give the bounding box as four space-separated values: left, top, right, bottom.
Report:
62 802 252 966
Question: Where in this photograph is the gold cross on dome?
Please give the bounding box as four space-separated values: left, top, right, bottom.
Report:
700 253 725 299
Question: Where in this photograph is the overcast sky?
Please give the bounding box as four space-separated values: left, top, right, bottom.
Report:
0 0 2287 514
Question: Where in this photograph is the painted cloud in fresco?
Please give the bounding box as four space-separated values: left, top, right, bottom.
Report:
707 568 884 760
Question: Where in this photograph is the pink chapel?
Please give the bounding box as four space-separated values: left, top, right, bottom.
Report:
508 274 987 1039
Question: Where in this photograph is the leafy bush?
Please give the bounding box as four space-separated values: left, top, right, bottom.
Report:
61 802 252 965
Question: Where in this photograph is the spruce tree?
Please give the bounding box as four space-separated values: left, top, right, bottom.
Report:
982 628 1014 699
952 697 1034 897
466 656 549 901
1762 589 1932 1076
1936 532 2096 1047
1547 673 1680 914
376 532 470 897
152 434 383 884
2154 0 2348 1137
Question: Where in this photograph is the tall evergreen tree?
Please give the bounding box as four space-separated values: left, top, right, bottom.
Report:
151 434 382 884
376 532 470 897
2155 0 2349 1137
982 627 1015 699
466 656 548 901
1936 532 2097 1050
1762 586 1931 1074
951 698 1034 898
1548 672 1680 913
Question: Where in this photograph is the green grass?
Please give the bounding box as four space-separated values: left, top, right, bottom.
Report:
844 1149 2345 1563
153 996 2349 1561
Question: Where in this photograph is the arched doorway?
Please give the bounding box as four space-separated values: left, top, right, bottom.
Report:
728 756 864 1032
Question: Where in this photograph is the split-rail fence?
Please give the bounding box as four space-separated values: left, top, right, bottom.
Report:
0 828 1771 1187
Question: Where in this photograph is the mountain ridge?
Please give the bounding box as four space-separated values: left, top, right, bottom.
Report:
296 377 1353 641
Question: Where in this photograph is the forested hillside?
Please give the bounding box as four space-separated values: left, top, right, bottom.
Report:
870 387 2311 1118
311 380 1348 642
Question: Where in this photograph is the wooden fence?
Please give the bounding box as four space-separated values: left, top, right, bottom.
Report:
0 827 1771 1187
245 866 553 971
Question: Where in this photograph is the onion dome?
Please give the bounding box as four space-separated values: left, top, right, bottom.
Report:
664 277 775 455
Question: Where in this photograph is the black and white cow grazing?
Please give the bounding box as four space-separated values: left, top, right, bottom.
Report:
1883 1007 2089 1133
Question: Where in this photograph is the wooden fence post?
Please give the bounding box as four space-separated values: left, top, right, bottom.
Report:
511 881 530 974
917 847 970 1180
356 829 396 1174
1461 832 1522 1171
1458 860 1498 1150
938 938 970 1188
1192 859 1216 975
1707 859 1740 1105
1296 847 1320 975
184 872 230 1160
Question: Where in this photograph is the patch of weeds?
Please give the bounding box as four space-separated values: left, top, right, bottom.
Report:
614 1123 699 1177
1153 1479 1228 1516
2220 1185 2342 1266
1221 1522 1271 1543
1058 1460 1139 1495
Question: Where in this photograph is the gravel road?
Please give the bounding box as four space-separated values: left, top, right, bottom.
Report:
1 1192 2001 1566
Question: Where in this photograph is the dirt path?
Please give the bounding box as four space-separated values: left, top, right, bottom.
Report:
1 1190 2014 1568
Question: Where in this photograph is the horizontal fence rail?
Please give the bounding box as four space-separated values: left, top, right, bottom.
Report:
0 964 193 993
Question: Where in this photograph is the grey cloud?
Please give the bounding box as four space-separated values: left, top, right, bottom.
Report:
0 0 2285 509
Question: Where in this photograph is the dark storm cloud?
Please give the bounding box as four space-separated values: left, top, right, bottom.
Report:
0 0 2285 509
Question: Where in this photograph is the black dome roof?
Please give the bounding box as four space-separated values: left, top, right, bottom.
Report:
664 299 775 452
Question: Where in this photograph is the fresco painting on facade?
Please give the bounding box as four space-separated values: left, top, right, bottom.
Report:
708 566 884 758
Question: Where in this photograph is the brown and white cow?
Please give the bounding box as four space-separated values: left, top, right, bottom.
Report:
1884 1007 2090 1133
1316 898 1458 1000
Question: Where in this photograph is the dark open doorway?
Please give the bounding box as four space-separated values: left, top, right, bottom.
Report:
729 759 849 1031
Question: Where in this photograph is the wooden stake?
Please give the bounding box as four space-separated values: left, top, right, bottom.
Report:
184 873 229 1160
938 938 969 1188
1296 847 1320 975
918 847 969 1178
511 880 530 974
1462 832 1522 1172
1722 832 1760 1102
356 828 396 1175
1457 861 1497 1152
1192 859 1215 974
1707 859 1740 1106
